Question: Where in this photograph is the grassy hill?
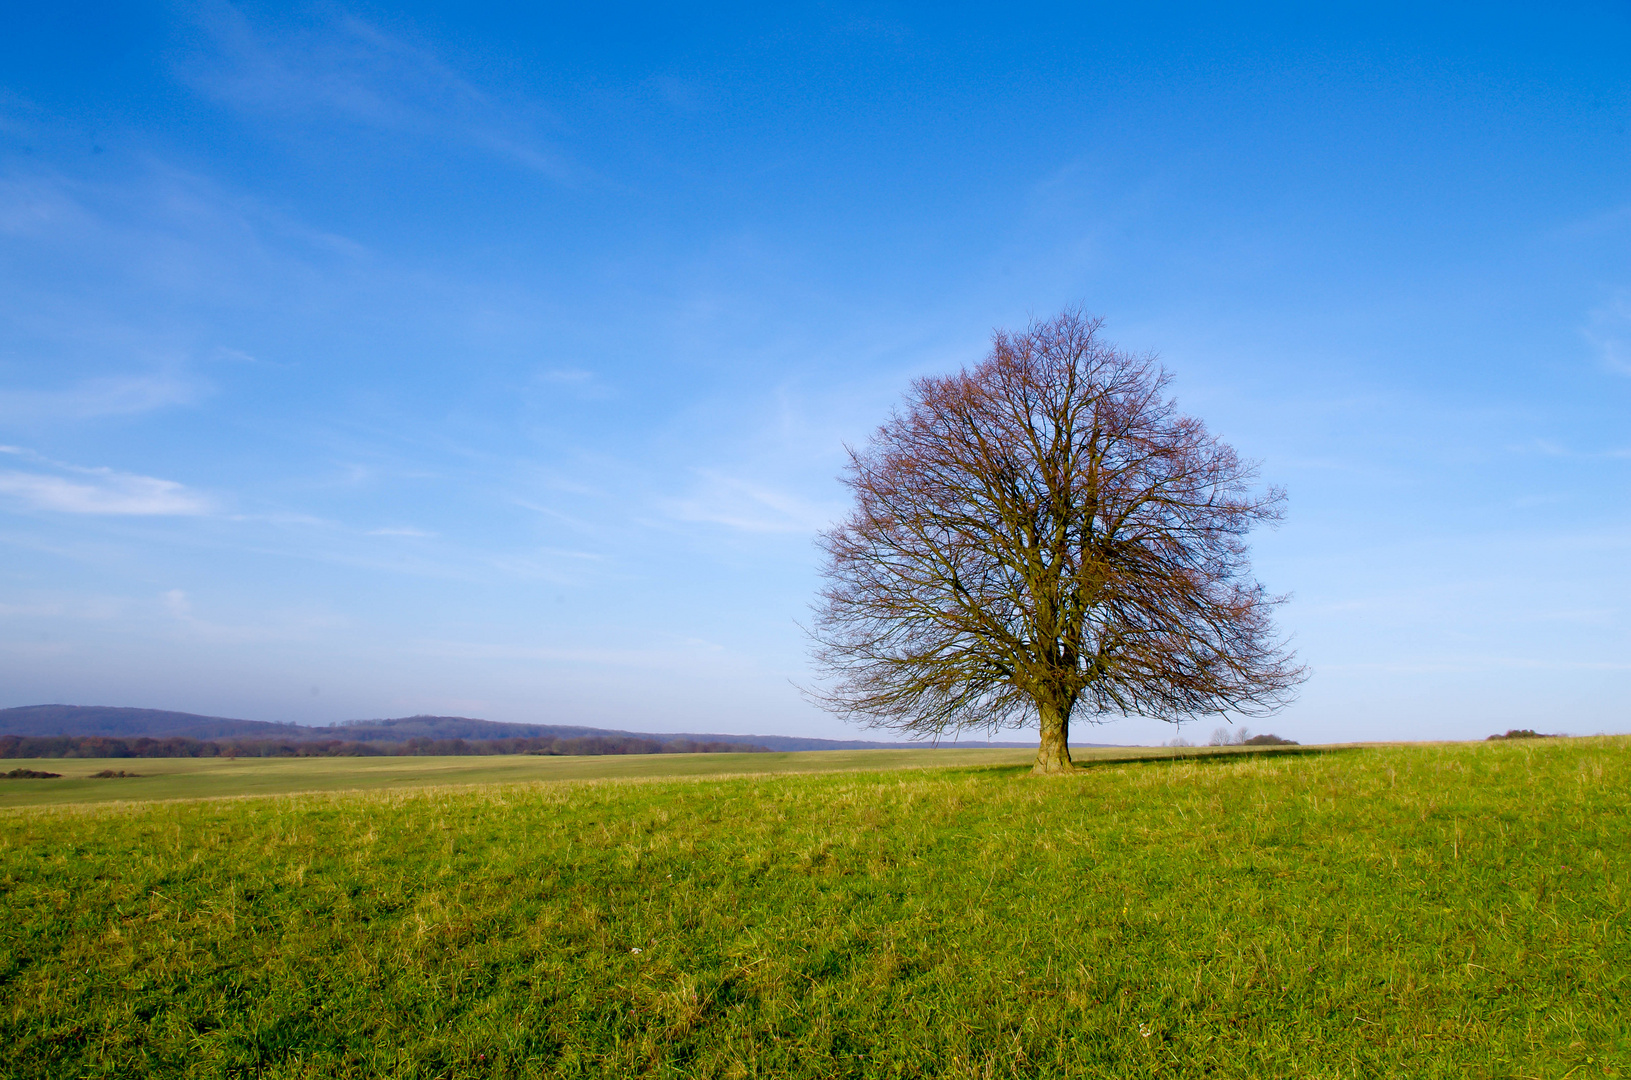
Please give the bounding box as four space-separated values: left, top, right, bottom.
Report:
1 738 1624 1077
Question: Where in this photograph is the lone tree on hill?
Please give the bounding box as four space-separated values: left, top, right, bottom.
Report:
810 309 1304 774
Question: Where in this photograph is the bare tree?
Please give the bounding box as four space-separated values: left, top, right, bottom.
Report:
810 309 1303 774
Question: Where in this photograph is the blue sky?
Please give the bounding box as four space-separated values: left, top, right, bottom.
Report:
1 2 1627 744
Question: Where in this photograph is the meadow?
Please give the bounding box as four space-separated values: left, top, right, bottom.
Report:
0 738 1624 1078
0 745 1281 810
0 748 1013 810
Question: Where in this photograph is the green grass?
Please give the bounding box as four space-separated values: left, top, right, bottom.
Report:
0 745 1307 809
0 749 1015 809
1 739 1625 1078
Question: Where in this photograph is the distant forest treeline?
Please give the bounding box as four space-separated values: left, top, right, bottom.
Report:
0 734 769 759
2 704 1043 756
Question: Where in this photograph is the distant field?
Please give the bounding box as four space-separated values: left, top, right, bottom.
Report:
2 738 1625 1078
0 748 1039 808
0 744 1301 809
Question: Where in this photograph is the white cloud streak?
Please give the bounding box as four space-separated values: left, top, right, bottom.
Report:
0 448 210 516
662 470 837 533
0 470 210 516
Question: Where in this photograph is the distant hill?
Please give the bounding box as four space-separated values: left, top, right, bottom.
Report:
0 705 1045 753
0 705 312 740
336 717 1039 752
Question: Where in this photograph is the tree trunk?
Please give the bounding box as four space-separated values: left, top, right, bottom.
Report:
1032 698 1075 775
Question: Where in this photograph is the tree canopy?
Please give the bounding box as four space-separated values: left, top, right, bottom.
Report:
811 309 1303 774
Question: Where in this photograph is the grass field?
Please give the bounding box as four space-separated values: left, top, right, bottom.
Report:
0 745 1301 810
1 738 1625 1078
0 748 1019 810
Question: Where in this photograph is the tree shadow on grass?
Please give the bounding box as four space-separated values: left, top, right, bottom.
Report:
970 744 1364 779
1079 744 1363 771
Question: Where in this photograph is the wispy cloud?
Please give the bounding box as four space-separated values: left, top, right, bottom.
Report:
0 160 367 432
538 369 595 385
1320 656 1631 674
184 4 574 181
0 448 211 516
0 170 91 237
512 498 600 533
0 471 209 516
420 637 734 671
1553 201 1631 241
0 370 201 420
367 526 435 537
160 588 348 642
1586 292 1631 376
162 588 193 619
0 594 128 620
1512 436 1631 461
531 367 613 400
661 470 837 533
483 548 607 584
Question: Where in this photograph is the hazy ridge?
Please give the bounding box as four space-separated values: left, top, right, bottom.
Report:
0 705 1042 753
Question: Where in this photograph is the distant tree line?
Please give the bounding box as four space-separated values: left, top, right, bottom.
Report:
0 734 768 759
